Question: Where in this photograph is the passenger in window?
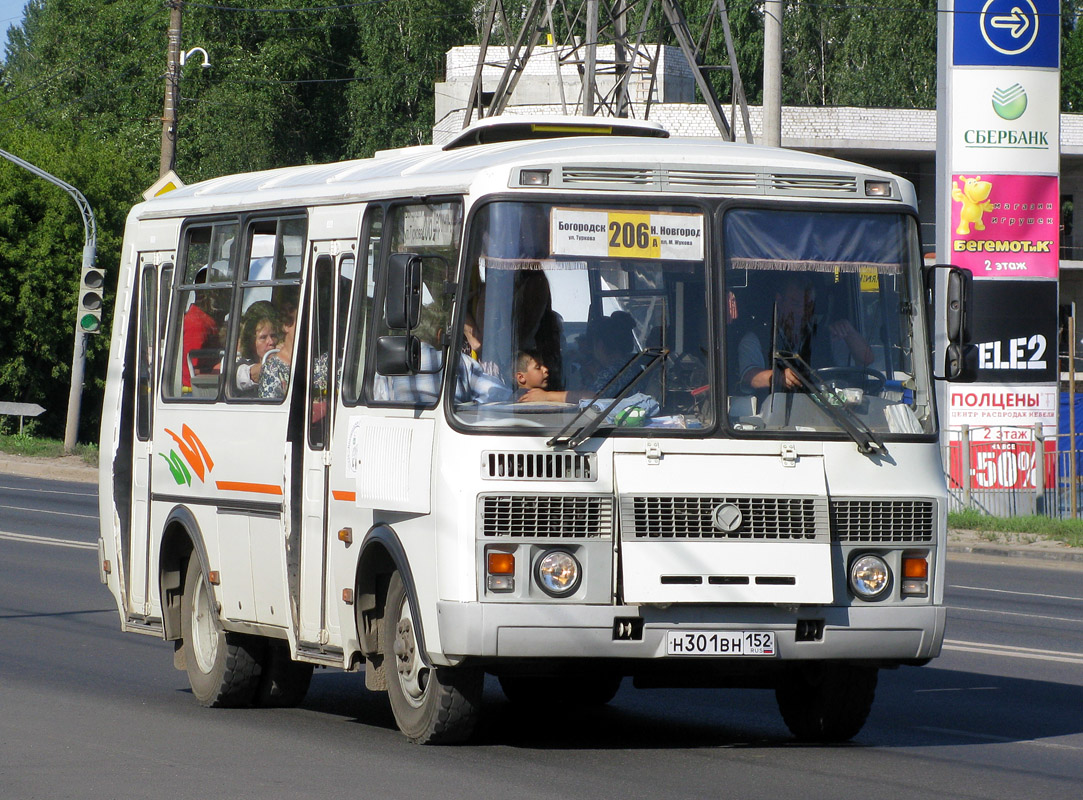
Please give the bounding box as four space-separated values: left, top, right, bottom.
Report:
181 268 222 392
738 277 872 392
513 270 564 390
462 309 500 378
513 350 549 396
258 301 298 400
235 301 279 395
517 313 637 403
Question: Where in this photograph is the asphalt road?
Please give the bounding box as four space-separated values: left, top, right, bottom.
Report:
1 473 1081 800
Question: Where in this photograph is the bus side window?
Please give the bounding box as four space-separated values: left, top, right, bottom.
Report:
308 255 334 448
367 201 462 407
135 265 157 440
342 206 381 406
164 223 237 400
228 217 306 402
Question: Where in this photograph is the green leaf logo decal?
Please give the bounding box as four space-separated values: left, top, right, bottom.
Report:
161 451 192 486
991 84 1027 121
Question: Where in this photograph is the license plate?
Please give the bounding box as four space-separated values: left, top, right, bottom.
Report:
666 630 776 656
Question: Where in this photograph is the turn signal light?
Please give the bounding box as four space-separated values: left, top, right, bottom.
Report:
902 555 929 580
487 552 515 575
901 553 929 597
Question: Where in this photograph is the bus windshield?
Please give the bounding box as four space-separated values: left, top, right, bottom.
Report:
723 209 934 438
452 201 713 432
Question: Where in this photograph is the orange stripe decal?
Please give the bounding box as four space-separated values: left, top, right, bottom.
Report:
215 481 283 496
332 490 356 502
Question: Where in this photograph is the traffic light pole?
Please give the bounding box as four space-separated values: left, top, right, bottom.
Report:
0 149 98 453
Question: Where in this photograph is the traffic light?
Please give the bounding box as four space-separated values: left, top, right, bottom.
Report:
78 264 105 334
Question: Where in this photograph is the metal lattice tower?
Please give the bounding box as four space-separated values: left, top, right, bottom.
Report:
463 0 752 142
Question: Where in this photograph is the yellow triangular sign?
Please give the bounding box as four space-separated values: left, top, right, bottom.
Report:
143 170 185 201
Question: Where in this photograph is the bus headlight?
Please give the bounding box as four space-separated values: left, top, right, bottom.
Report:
849 554 890 600
535 550 581 597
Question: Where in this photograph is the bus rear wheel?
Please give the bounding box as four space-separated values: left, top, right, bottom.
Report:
774 663 878 742
180 554 263 708
381 571 482 744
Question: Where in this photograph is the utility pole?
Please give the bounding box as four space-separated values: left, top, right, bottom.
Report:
160 1 183 177
465 0 751 142
0 149 98 453
762 0 783 147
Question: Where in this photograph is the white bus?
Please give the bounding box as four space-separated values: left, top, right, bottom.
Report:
98 116 967 744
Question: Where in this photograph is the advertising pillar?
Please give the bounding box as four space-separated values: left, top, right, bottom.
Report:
937 0 1060 497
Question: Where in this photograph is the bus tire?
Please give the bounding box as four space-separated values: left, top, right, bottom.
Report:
498 673 622 707
381 571 482 744
180 554 263 708
775 663 878 742
255 643 313 708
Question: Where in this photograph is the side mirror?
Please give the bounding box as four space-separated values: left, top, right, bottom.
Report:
376 335 421 376
923 263 973 381
385 252 422 330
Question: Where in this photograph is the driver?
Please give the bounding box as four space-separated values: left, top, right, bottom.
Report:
738 277 873 392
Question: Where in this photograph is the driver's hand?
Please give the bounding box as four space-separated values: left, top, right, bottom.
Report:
830 319 857 339
782 367 801 389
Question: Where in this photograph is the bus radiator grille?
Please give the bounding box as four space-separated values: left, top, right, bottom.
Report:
619 496 828 541
830 499 935 544
478 494 614 538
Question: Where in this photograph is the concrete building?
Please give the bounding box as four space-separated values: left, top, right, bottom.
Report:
435 45 1083 325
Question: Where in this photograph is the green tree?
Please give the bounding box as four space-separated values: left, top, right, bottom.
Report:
1063 2 1083 113
0 129 142 441
345 0 475 156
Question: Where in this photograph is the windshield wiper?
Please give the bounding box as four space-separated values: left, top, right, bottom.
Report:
775 351 888 457
548 347 668 448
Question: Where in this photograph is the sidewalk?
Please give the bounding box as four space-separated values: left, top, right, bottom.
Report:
0 453 1080 565
0 453 98 484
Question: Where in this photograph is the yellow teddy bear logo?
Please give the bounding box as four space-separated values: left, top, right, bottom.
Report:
952 176 994 235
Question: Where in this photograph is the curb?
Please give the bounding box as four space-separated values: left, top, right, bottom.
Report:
946 542 1083 565
0 456 97 484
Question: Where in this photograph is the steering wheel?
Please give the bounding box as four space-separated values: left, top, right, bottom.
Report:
814 366 887 395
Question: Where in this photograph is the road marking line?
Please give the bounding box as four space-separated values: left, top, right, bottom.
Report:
0 502 95 520
950 604 1083 626
913 687 999 693
0 530 97 550
950 584 1083 602
0 484 96 498
943 638 1083 665
915 726 1083 751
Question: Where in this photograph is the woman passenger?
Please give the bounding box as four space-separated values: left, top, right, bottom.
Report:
235 301 278 395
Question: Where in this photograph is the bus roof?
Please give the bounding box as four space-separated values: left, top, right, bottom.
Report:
131 123 913 220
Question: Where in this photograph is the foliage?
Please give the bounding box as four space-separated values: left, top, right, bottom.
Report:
0 430 99 463
345 0 475 156
782 0 937 108
1063 2 1083 113
949 510 1083 548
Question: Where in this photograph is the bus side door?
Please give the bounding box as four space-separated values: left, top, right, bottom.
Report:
128 254 173 619
297 242 355 646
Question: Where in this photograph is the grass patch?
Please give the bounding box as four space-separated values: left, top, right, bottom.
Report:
0 433 98 466
949 509 1083 548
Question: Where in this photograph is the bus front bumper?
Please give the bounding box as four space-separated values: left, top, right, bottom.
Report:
435 601 946 664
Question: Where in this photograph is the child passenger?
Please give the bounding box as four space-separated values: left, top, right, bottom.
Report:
514 351 549 395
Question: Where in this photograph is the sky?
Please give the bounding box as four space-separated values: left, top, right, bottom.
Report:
0 0 26 57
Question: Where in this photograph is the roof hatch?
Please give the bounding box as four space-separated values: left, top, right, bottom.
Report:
442 115 670 150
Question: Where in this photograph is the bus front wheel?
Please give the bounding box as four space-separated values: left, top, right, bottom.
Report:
381 571 482 744
180 554 263 707
774 663 878 742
